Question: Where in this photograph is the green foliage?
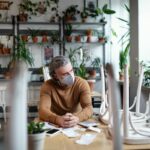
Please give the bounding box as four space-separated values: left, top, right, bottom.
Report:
19 0 38 15
66 46 90 79
84 4 115 18
65 24 72 36
50 31 60 44
19 0 59 16
118 5 130 73
63 5 80 20
142 62 150 88
76 64 87 79
80 11 88 18
28 28 39 38
102 4 116 14
91 57 101 68
65 46 82 67
28 121 45 134
13 36 34 66
119 43 129 72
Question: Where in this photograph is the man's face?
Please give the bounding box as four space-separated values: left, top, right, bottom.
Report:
54 63 74 80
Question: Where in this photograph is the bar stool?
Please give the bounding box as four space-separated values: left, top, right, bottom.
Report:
0 86 7 123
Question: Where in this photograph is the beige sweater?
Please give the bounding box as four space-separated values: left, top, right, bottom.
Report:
39 76 93 124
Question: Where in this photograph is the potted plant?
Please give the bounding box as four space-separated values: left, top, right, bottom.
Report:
143 62 150 88
41 32 48 43
86 29 92 43
28 28 39 43
75 35 81 42
5 36 34 79
84 3 116 22
65 24 73 42
18 0 38 22
119 43 129 80
28 121 45 150
65 46 82 68
11 36 34 66
76 63 87 79
88 57 101 78
21 34 28 42
80 10 88 22
50 31 60 44
63 5 80 22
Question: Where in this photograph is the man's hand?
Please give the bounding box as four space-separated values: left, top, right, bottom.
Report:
56 113 79 128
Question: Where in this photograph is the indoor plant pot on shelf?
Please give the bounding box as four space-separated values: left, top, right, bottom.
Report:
5 36 34 79
28 121 45 150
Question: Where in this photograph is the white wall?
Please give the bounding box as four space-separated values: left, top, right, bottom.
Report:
139 0 150 63
0 0 113 69
111 0 129 79
1 0 136 76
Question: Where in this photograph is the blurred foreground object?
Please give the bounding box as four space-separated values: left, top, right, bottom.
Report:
6 61 28 150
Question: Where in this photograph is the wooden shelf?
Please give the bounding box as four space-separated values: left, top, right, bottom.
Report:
0 54 12 57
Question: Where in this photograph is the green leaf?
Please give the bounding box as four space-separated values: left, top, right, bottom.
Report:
102 4 116 14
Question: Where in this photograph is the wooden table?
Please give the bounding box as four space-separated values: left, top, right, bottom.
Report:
43 119 150 150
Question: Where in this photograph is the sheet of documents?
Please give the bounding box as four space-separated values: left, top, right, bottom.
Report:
43 122 61 130
78 121 99 128
75 133 97 145
62 126 80 138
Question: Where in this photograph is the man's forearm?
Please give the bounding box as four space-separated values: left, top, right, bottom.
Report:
39 108 59 124
74 106 93 121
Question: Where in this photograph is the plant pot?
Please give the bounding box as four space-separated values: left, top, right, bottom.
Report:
87 36 91 43
99 37 105 43
21 35 28 42
65 16 72 22
86 29 92 36
3 48 11 54
88 69 97 78
42 36 48 43
28 132 46 150
32 37 38 43
75 35 81 42
66 36 72 42
18 13 28 22
82 17 87 23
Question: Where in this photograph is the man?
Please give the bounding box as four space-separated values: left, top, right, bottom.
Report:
39 56 93 128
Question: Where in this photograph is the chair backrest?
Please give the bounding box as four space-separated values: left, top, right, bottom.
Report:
42 66 51 81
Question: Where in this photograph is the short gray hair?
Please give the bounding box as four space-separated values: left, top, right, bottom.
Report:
49 56 70 77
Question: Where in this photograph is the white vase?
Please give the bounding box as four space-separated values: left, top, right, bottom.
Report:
28 132 46 150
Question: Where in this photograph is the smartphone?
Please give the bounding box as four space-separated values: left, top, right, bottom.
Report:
46 129 60 136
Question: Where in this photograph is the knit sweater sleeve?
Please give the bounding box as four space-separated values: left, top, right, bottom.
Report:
38 82 59 124
73 78 93 121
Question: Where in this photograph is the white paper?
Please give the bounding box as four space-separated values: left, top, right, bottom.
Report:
78 121 98 128
75 133 97 145
62 127 80 138
43 122 61 130
88 126 101 133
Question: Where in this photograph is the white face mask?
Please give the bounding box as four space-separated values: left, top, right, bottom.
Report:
59 73 75 86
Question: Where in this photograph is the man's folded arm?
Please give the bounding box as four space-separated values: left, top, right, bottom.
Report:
38 94 59 124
